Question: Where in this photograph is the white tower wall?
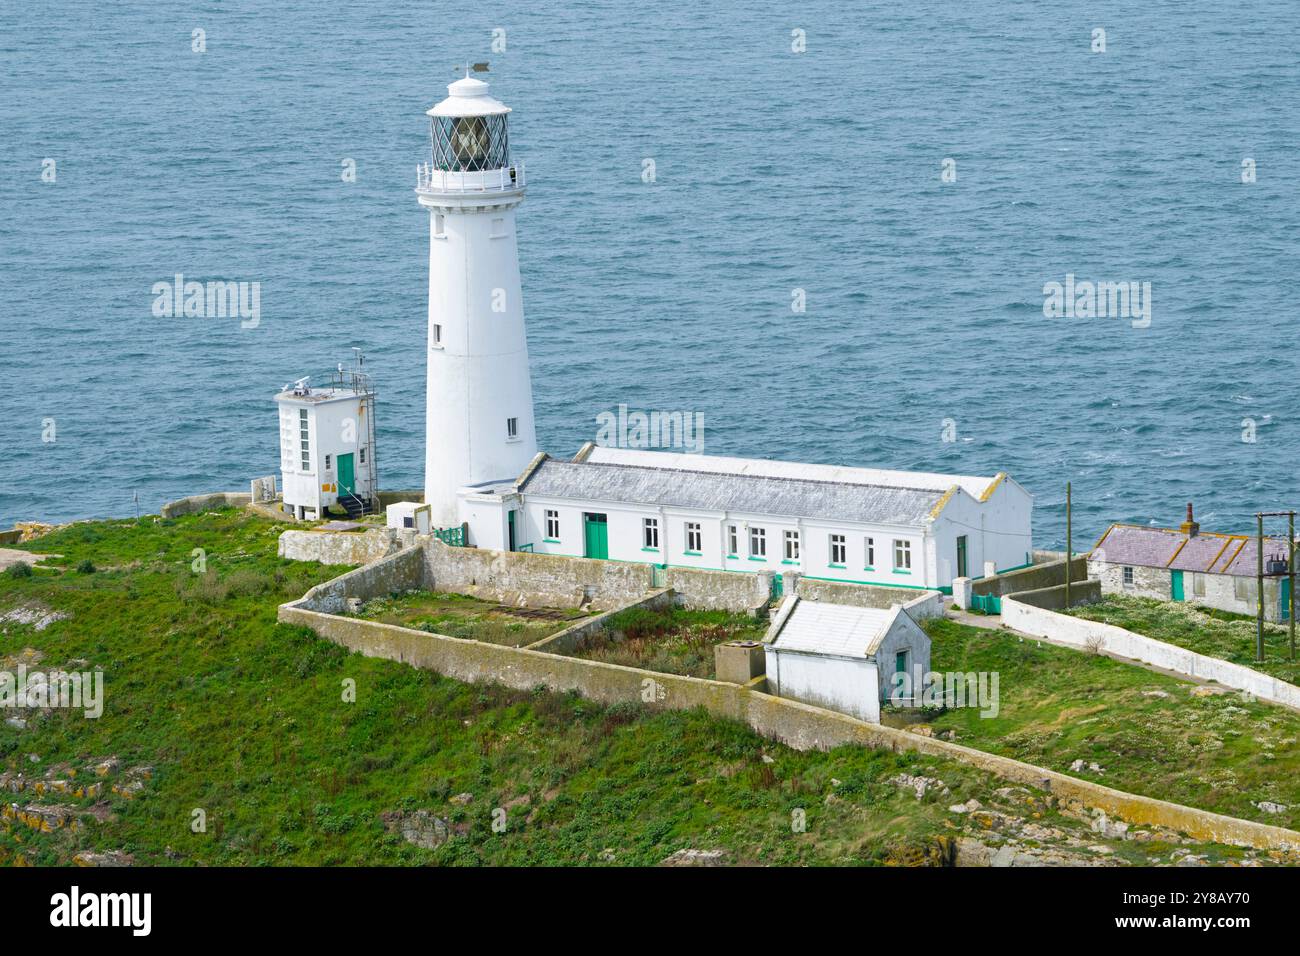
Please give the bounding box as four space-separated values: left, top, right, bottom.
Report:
418 75 538 527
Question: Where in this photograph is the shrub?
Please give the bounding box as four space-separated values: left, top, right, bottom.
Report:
4 562 33 579
76 559 96 574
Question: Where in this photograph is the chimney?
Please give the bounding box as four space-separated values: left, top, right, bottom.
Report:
1179 502 1199 537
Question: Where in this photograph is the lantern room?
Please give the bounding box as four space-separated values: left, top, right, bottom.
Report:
427 74 510 172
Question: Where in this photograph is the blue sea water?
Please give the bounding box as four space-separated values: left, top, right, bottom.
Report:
2 1 1298 548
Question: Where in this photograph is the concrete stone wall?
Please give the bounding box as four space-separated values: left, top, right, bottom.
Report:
293 546 429 615
1002 595 1300 711
969 556 1089 600
277 595 1300 852
424 541 653 611
525 589 675 655
278 528 415 566
664 565 770 614
1011 579 1102 610
160 492 252 518
794 577 943 619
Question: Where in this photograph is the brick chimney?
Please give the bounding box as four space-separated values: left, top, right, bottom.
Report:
1179 502 1199 537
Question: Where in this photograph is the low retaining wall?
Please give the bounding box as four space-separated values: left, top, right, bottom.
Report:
160 492 251 518
664 566 770 615
1012 579 1102 610
970 556 1089 599
1002 596 1300 711
278 528 414 566
793 577 943 621
526 589 675 655
293 547 428 614
277 597 1300 852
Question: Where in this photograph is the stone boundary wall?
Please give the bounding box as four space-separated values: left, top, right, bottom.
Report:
663 566 770 615
793 576 944 620
276 597 1300 852
293 546 429 614
970 556 1089 599
160 492 252 518
1012 579 1102 610
525 589 675 655
279 528 415 566
1003 595 1300 712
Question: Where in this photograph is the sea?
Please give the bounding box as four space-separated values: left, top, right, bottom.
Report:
3 0 1299 548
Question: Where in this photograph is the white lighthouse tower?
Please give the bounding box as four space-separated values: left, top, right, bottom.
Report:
417 72 538 528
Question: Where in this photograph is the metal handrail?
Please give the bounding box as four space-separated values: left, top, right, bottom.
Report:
416 162 525 193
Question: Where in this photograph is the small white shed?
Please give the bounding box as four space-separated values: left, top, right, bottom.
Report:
387 501 432 534
763 598 931 723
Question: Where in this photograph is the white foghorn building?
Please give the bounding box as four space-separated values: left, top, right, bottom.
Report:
763 597 932 723
396 73 1034 595
274 367 377 520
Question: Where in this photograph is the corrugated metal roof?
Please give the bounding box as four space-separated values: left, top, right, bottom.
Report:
583 445 999 499
1093 524 1292 575
519 458 944 526
771 601 894 657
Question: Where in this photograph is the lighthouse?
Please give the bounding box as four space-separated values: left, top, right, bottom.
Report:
417 72 538 528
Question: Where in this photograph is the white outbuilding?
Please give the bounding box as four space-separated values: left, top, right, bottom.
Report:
274 363 377 520
763 597 931 723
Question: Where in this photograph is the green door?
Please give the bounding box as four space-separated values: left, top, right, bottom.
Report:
583 513 609 559
507 510 517 551
1282 577 1291 621
337 453 355 498
956 535 968 578
1170 570 1184 602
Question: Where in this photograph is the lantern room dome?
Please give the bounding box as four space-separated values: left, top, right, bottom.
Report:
427 75 511 118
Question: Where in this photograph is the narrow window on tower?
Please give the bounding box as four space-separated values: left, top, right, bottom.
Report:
299 409 310 471
507 417 518 440
359 447 366 465
432 323 443 348
324 455 331 471
433 213 446 238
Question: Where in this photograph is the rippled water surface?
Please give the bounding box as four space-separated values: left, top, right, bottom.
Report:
3 1 1299 546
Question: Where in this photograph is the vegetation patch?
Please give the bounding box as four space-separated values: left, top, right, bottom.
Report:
566 605 766 678
1063 594 1300 685
349 591 587 647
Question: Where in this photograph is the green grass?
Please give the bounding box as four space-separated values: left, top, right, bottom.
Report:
1063 594 1300 685
0 510 1278 866
567 605 768 678
350 591 586 647
912 618 1300 830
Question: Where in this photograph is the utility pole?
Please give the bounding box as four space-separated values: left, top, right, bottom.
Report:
1290 511 1296 662
1257 512 1265 662
1064 482 1072 608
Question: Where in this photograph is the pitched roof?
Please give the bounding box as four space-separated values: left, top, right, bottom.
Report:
769 601 897 658
518 457 947 526
1091 524 1292 576
581 445 1006 500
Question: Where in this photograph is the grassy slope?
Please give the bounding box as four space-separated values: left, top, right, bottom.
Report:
917 619 1300 830
1064 594 1300 685
0 511 1271 866
351 591 587 647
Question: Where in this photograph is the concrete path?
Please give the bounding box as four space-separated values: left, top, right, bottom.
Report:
0 548 55 571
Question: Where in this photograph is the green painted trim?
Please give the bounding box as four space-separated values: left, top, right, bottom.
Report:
863 566 875 571
684 550 702 556
892 569 912 575
542 538 561 544
996 560 1034 574
828 563 846 569
748 556 768 563
725 554 739 559
781 559 799 565
640 547 660 553
800 573 935 591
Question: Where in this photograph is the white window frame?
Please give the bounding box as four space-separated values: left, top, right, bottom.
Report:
784 529 800 561
728 524 738 556
507 417 519 440
1122 566 1134 587
643 517 659 550
865 536 875 569
685 522 702 554
829 533 846 566
432 323 443 347
544 509 560 541
298 408 310 471
750 527 767 559
893 539 912 572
